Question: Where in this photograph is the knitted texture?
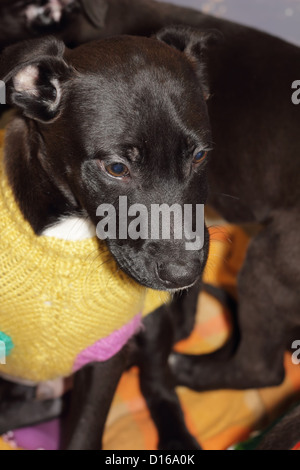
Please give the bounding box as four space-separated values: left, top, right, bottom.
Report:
0 131 169 383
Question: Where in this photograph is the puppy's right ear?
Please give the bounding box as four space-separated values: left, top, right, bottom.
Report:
156 25 222 100
0 37 74 123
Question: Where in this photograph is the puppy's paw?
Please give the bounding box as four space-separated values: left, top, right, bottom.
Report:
168 352 187 380
168 351 179 369
24 0 77 28
168 352 194 388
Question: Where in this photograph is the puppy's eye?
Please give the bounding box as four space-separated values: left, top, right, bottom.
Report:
105 163 130 178
193 150 208 165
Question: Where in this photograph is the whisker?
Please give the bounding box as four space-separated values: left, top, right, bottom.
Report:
210 191 240 201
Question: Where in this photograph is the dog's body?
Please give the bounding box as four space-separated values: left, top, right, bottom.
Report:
0 0 300 450
0 28 212 449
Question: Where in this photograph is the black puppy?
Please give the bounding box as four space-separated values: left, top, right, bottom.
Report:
0 29 212 449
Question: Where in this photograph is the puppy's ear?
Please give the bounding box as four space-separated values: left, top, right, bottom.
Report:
0 37 73 122
156 25 222 100
81 0 108 28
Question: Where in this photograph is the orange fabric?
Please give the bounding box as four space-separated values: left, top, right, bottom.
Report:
1 225 300 450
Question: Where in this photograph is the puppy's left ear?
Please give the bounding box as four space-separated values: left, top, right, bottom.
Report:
156 25 222 100
0 36 74 123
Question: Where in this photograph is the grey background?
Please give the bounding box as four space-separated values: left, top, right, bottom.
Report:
161 0 300 46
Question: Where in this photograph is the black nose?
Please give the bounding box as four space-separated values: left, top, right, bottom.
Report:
156 259 201 289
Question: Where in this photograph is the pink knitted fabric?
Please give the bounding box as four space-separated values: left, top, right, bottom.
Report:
73 313 142 372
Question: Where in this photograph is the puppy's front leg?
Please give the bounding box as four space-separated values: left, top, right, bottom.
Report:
137 305 201 451
61 347 128 450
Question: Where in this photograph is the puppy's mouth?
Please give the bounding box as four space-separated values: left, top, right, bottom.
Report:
106 240 207 293
164 279 199 294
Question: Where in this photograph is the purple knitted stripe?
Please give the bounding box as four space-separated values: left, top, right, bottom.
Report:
73 313 143 372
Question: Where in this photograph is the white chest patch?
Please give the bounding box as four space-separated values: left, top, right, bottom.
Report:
42 216 96 241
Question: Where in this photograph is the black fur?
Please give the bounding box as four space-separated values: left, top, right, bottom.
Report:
1 0 300 450
258 406 300 450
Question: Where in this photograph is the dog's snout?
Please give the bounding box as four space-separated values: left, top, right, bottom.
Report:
156 259 201 289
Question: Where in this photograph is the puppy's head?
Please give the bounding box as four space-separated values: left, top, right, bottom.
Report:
1 27 215 291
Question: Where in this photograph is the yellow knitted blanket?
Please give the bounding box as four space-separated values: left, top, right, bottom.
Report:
0 131 169 383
